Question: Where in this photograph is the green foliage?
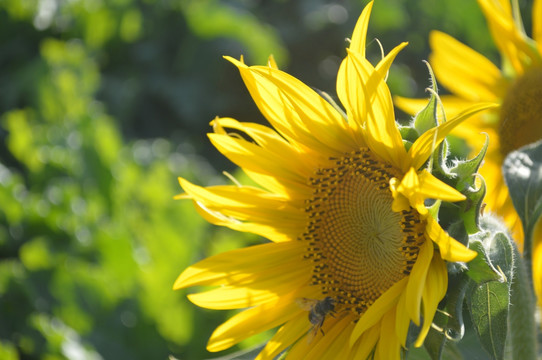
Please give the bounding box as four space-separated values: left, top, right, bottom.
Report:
503 140 542 261
181 0 287 66
0 27 229 360
467 231 513 360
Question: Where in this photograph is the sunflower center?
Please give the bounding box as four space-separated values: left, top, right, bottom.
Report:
302 149 425 315
499 66 542 157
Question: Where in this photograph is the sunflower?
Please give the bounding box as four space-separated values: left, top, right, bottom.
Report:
395 0 542 247
174 2 486 359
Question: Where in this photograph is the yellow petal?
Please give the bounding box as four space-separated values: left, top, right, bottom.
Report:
392 168 461 216
417 170 466 202
250 65 359 154
286 314 354 360
179 178 303 219
393 96 429 117
532 218 542 307
177 178 305 242
347 50 407 169
394 291 410 347
336 54 366 142
191 199 296 242
392 168 427 216
535 0 542 49
337 39 407 144
207 290 303 352
348 1 374 56
425 215 477 262
415 253 447 347
173 241 307 289
225 57 326 152
209 132 308 185
389 177 411 212
350 277 408 345
375 310 400 360
478 0 541 72
256 313 309 360
395 94 495 138
336 1 373 142
405 240 433 325
374 42 409 83
430 31 503 101
350 324 380 360
188 267 310 309
242 168 312 201
212 117 317 174
304 316 354 360
267 54 278 69
407 102 498 171
226 56 358 156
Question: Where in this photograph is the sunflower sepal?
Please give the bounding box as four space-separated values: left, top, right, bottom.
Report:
398 63 440 164
448 134 489 193
399 126 418 151
425 139 488 241
459 177 486 234
411 61 440 136
465 239 506 284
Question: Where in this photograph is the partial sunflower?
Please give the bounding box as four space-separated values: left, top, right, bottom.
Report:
174 2 487 359
395 0 542 249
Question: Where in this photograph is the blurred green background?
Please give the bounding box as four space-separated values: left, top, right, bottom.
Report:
0 0 530 359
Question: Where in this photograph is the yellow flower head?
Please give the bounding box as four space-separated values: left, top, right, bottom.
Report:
175 2 486 358
395 0 542 310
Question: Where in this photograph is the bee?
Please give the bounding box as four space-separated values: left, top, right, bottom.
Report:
297 296 337 341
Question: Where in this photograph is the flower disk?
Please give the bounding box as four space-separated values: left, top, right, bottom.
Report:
499 66 542 157
304 149 425 315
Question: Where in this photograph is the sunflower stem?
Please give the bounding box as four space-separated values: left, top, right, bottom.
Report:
507 243 538 359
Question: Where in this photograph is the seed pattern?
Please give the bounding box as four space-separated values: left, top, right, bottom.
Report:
301 148 426 315
499 66 542 157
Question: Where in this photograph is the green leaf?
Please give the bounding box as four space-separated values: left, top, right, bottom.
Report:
423 329 446 360
181 0 288 65
502 139 542 259
0 340 19 360
467 281 508 360
466 231 514 360
2 109 43 172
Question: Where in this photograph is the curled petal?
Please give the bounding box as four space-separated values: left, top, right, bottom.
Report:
425 215 477 262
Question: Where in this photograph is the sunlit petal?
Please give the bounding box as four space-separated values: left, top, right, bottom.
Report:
425 215 477 262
